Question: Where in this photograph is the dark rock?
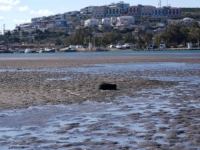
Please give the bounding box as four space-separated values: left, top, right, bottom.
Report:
99 82 117 90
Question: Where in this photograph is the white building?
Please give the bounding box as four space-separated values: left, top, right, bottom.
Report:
102 18 111 25
84 18 99 27
117 16 135 25
81 6 97 14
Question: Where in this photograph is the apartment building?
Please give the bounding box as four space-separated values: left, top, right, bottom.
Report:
106 6 122 17
152 7 181 18
127 5 155 17
64 11 81 20
141 5 156 16
54 14 65 20
153 8 166 16
25 2 183 32
54 20 67 27
93 6 108 18
127 6 139 16
80 6 97 14
166 7 182 17
108 1 130 13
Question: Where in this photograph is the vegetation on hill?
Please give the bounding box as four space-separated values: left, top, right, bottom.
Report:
181 8 200 19
154 22 200 48
181 8 200 13
1 22 200 50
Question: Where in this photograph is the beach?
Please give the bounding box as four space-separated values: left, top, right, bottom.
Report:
0 52 199 110
0 51 200 149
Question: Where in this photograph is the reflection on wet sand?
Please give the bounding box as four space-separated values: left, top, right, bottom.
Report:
0 53 200 149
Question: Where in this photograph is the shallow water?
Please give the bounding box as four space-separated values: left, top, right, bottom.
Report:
0 94 199 149
1 62 200 71
0 62 200 149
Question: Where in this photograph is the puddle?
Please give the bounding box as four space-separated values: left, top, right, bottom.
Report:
45 77 71 81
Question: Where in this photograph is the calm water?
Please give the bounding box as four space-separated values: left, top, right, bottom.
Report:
0 50 200 60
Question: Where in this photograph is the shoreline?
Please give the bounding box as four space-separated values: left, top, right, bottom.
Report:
1 48 200 54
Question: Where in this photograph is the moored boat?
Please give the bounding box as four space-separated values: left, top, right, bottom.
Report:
39 48 55 53
24 48 32 53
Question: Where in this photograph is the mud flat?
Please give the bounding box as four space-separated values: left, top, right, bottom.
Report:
0 52 200 149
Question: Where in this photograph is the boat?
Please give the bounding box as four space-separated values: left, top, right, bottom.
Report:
116 44 123 49
24 48 32 53
187 43 193 49
59 47 77 52
122 43 130 49
39 48 55 53
159 43 166 50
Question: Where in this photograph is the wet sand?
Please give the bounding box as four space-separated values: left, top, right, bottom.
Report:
0 52 200 149
0 52 199 110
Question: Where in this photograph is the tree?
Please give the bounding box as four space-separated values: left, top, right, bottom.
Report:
137 37 145 49
153 25 190 48
180 25 189 46
189 22 200 29
153 33 162 47
188 28 200 47
144 31 153 45
122 33 136 44
67 28 93 46
55 38 62 45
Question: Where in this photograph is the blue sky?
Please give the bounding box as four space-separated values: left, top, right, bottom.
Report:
0 0 199 31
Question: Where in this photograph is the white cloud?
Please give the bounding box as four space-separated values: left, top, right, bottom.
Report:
18 5 29 11
0 0 20 5
0 16 4 20
30 9 53 15
0 5 12 11
13 19 31 23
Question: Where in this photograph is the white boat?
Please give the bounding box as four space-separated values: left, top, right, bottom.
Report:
116 44 122 49
159 43 166 50
39 48 55 53
24 48 32 53
122 43 130 49
187 43 192 49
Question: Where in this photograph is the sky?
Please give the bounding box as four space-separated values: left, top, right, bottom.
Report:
0 0 200 31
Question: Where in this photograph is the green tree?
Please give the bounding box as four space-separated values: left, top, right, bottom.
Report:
122 33 136 44
55 38 62 45
137 37 145 49
188 28 200 47
144 31 153 45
